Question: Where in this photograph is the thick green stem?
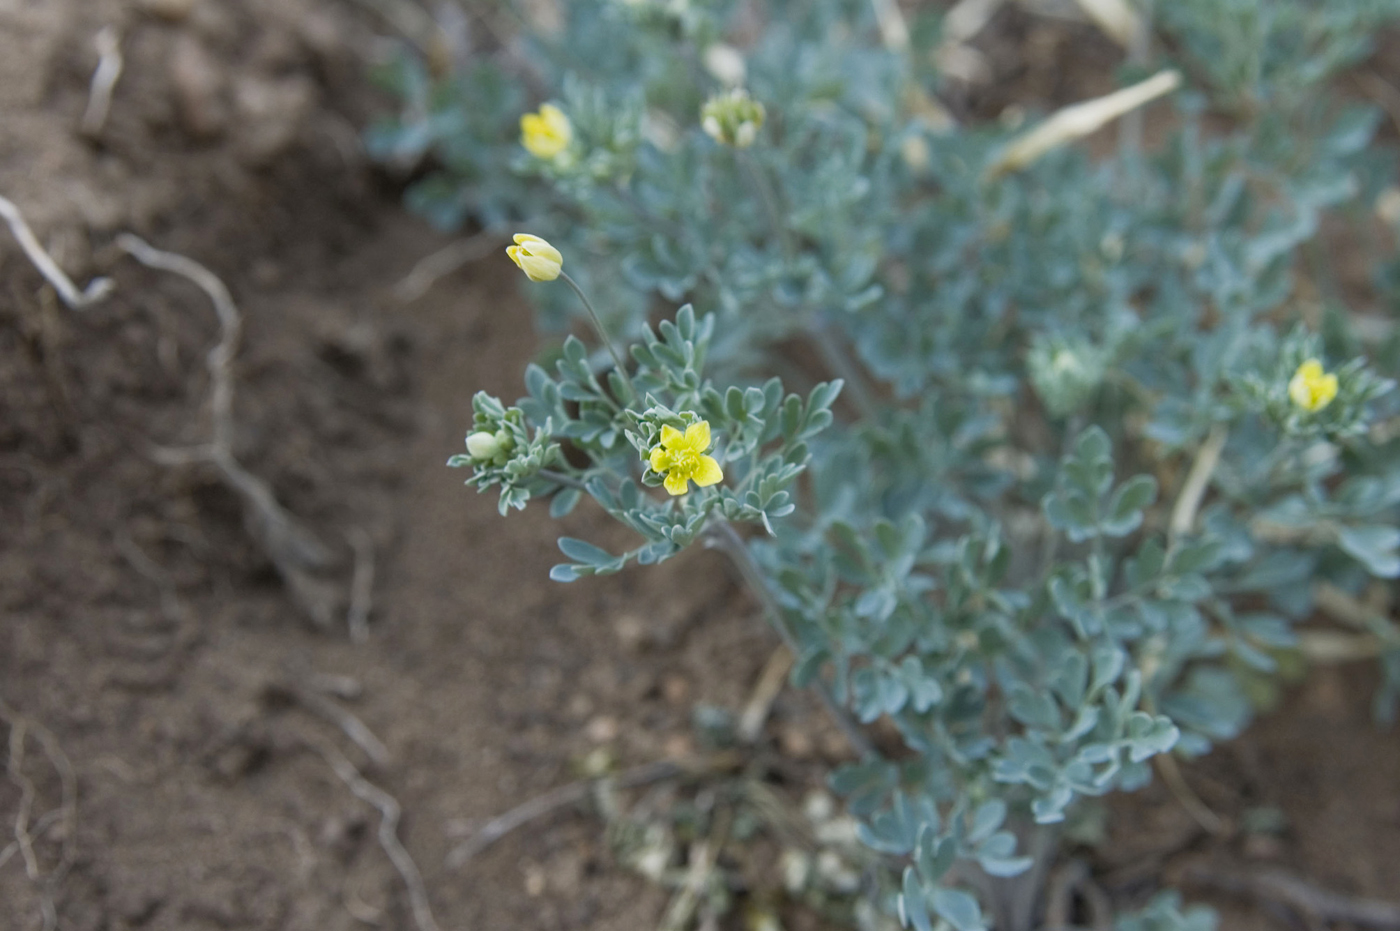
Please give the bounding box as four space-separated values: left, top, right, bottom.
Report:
559 271 637 403
708 521 877 759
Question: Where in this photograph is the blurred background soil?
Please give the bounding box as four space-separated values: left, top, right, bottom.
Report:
0 1 1397 929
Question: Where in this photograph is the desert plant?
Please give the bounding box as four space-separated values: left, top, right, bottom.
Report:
375 0 1400 927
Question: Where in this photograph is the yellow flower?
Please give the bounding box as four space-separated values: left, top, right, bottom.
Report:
648 421 724 496
506 233 563 282
1288 359 1339 412
520 104 573 159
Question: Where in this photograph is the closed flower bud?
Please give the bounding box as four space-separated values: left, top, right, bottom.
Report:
506 233 563 282
1288 359 1339 412
466 431 502 461
520 103 573 160
700 89 765 148
703 43 746 87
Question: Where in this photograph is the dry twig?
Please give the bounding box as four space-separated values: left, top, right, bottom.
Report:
1154 753 1226 836
658 804 732 931
0 195 114 309
868 0 909 51
0 698 77 931
275 682 390 767
986 70 1182 178
307 735 441 931
1043 859 1112 931
117 234 339 626
1186 866 1400 929
393 230 502 303
81 26 124 136
1070 0 1142 48
346 527 376 643
1169 424 1228 541
445 758 706 868
737 646 794 744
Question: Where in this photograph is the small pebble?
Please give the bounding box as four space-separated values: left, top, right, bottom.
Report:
585 715 619 743
661 674 689 705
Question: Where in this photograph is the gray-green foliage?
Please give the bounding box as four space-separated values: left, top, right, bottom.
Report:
380 0 1400 926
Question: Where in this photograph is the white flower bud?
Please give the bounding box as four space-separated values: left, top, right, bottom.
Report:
703 43 746 86
466 431 501 461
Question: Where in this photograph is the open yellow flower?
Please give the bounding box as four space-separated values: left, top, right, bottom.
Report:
649 421 723 496
1288 359 1339 412
520 104 573 159
506 234 563 282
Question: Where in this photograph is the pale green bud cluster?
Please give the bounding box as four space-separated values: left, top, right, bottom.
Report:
700 89 765 148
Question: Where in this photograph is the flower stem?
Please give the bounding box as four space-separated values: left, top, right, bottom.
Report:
539 468 588 491
737 150 792 258
707 521 876 759
559 271 637 403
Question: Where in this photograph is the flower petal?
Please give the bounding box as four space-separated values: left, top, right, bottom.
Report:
691 455 724 487
663 471 691 496
660 424 684 449
649 446 669 473
684 420 711 452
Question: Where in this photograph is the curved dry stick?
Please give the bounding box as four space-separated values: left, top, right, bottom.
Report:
1169 424 1228 541
446 759 687 868
1187 866 1400 929
0 698 77 931
393 230 502 303
346 527 375 644
308 736 441 931
986 70 1182 178
81 26 124 136
0 195 114 309
117 234 336 623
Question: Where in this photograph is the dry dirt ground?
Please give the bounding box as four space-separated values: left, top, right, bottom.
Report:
1 2 1399 930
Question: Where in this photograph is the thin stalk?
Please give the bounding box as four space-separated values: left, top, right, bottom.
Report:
708 521 877 759
811 320 880 421
559 271 637 403
539 468 589 491
736 150 792 258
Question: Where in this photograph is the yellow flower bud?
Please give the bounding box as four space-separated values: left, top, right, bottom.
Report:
506 233 563 282
1288 359 1339 413
520 103 573 160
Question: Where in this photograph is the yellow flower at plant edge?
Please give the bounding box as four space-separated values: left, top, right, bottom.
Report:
506 234 563 282
1288 358 1339 412
649 421 724 496
520 103 573 159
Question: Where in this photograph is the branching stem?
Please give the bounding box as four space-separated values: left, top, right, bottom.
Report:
708 521 877 758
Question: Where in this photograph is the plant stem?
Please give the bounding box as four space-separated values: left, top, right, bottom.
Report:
736 150 792 258
810 319 880 421
559 271 637 403
539 468 588 491
707 521 877 759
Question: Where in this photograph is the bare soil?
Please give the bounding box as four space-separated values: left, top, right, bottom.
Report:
1 2 1397 930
